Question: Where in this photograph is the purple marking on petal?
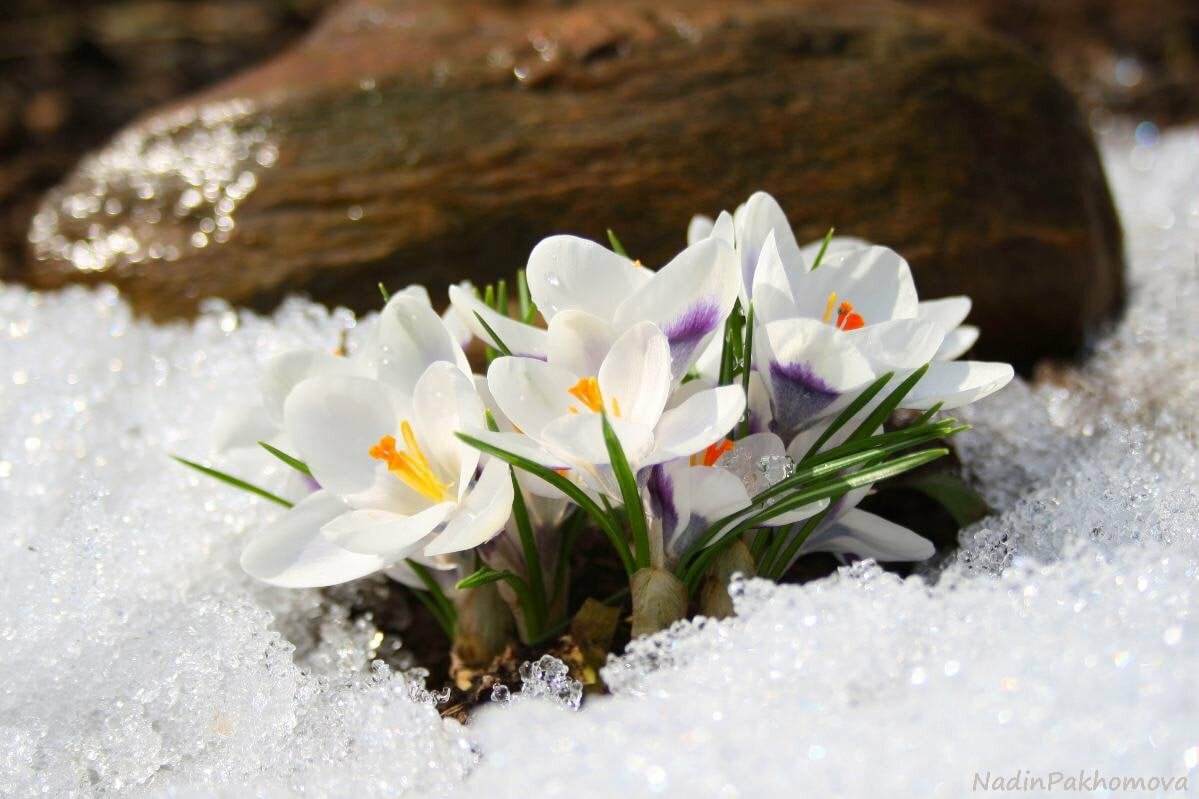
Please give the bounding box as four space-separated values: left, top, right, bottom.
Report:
769 360 840 437
302 473 321 493
646 464 679 537
661 298 722 374
513 352 548 361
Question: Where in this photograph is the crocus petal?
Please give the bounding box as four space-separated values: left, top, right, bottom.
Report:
687 214 714 245
796 245 919 323
682 466 751 545
935 325 979 360
262 349 362 426
598 322 672 428
487 356 580 439
798 235 872 264
547 310 618 377
526 235 652 321
756 318 876 435
645 385 746 467
843 318 945 371
284 375 397 498
241 491 386 587
737 191 804 289
424 458 514 556
710 210 736 248
442 282 476 348
801 509 934 561
376 294 471 397
213 402 278 452
413 362 485 500
613 237 740 378
321 503 453 556
383 554 459 591
542 413 655 468
448 283 549 359
918 296 972 332
764 497 831 527
461 429 571 471
899 361 1015 410
750 230 800 324
715 430 787 498
646 460 689 544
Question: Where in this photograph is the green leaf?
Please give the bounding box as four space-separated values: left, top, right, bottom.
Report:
455 565 508 590
407 586 455 639
378 282 391 303
456 432 637 576
901 471 992 527
510 468 548 632
800 370 894 459
602 412 651 570
171 455 293 507
496 278 509 316
407 558 457 632
846 364 930 444
473 311 514 357
607 228 629 258
809 227 836 270
739 303 755 437
257 441 311 476
517 268 536 324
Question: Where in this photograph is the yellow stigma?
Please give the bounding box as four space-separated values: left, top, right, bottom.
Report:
568 376 605 413
368 421 451 502
821 292 838 324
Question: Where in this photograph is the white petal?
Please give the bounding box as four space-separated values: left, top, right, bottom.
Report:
376 294 470 396
645 385 745 467
262 349 362 426
710 211 736 248
645 460 692 544
843 318 945 371
715 431 786 496
918 296 972 331
763 497 830 527
547 310 617 377
213 402 277 452
526 235 652 321
935 325 979 360
487 356 579 438
448 283 549 359
462 429 571 470
613 237 740 378
413 362 485 499
665 465 751 563
798 245 919 323
598 322 672 428
900 361 1015 410
384 554 460 591
801 509 934 561
687 214 714 245
441 282 476 348
749 230 799 324
284 376 397 498
321 503 453 555
798 235 872 265
241 491 386 587
541 413 655 467
737 191 804 289
756 318 876 435
424 459 514 556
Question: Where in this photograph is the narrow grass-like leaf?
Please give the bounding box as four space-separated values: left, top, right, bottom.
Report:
801 371 894 459
496 278 508 316
761 506 833 580
845 364 929 443
407 586 454 639
407 558 457 629
901 471 992 527
510 468 548 629
473 311 513 356
456 432 636 576
258 441 311 476
517 269 536 323
455 565 507 590
602 412 650 570
739 303 755 438
171 455 293 507
808 227 836 270
378 282 391 303
607 229 629 258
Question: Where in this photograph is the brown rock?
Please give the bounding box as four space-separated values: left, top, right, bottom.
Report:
20 0 1124 367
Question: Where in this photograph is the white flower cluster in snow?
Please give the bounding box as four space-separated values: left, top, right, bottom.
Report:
2 124 1198 796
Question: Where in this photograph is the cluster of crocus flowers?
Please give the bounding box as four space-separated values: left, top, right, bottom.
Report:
181 191 1013 662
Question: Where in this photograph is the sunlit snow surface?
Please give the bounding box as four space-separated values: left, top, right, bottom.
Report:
2 127 1198 796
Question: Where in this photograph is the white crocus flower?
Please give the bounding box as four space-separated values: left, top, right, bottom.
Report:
473 319 746 501
643 431 828 570
449 235 740 381
240 294 513 587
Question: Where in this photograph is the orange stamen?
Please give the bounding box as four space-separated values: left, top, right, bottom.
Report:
368 421 451 502
691 438 735 467
836 301 865 331
568 376 605 413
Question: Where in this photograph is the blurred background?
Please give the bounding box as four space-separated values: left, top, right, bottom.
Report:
2 0 1196 369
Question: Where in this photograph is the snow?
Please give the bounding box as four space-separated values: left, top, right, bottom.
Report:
2 125 1198 797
